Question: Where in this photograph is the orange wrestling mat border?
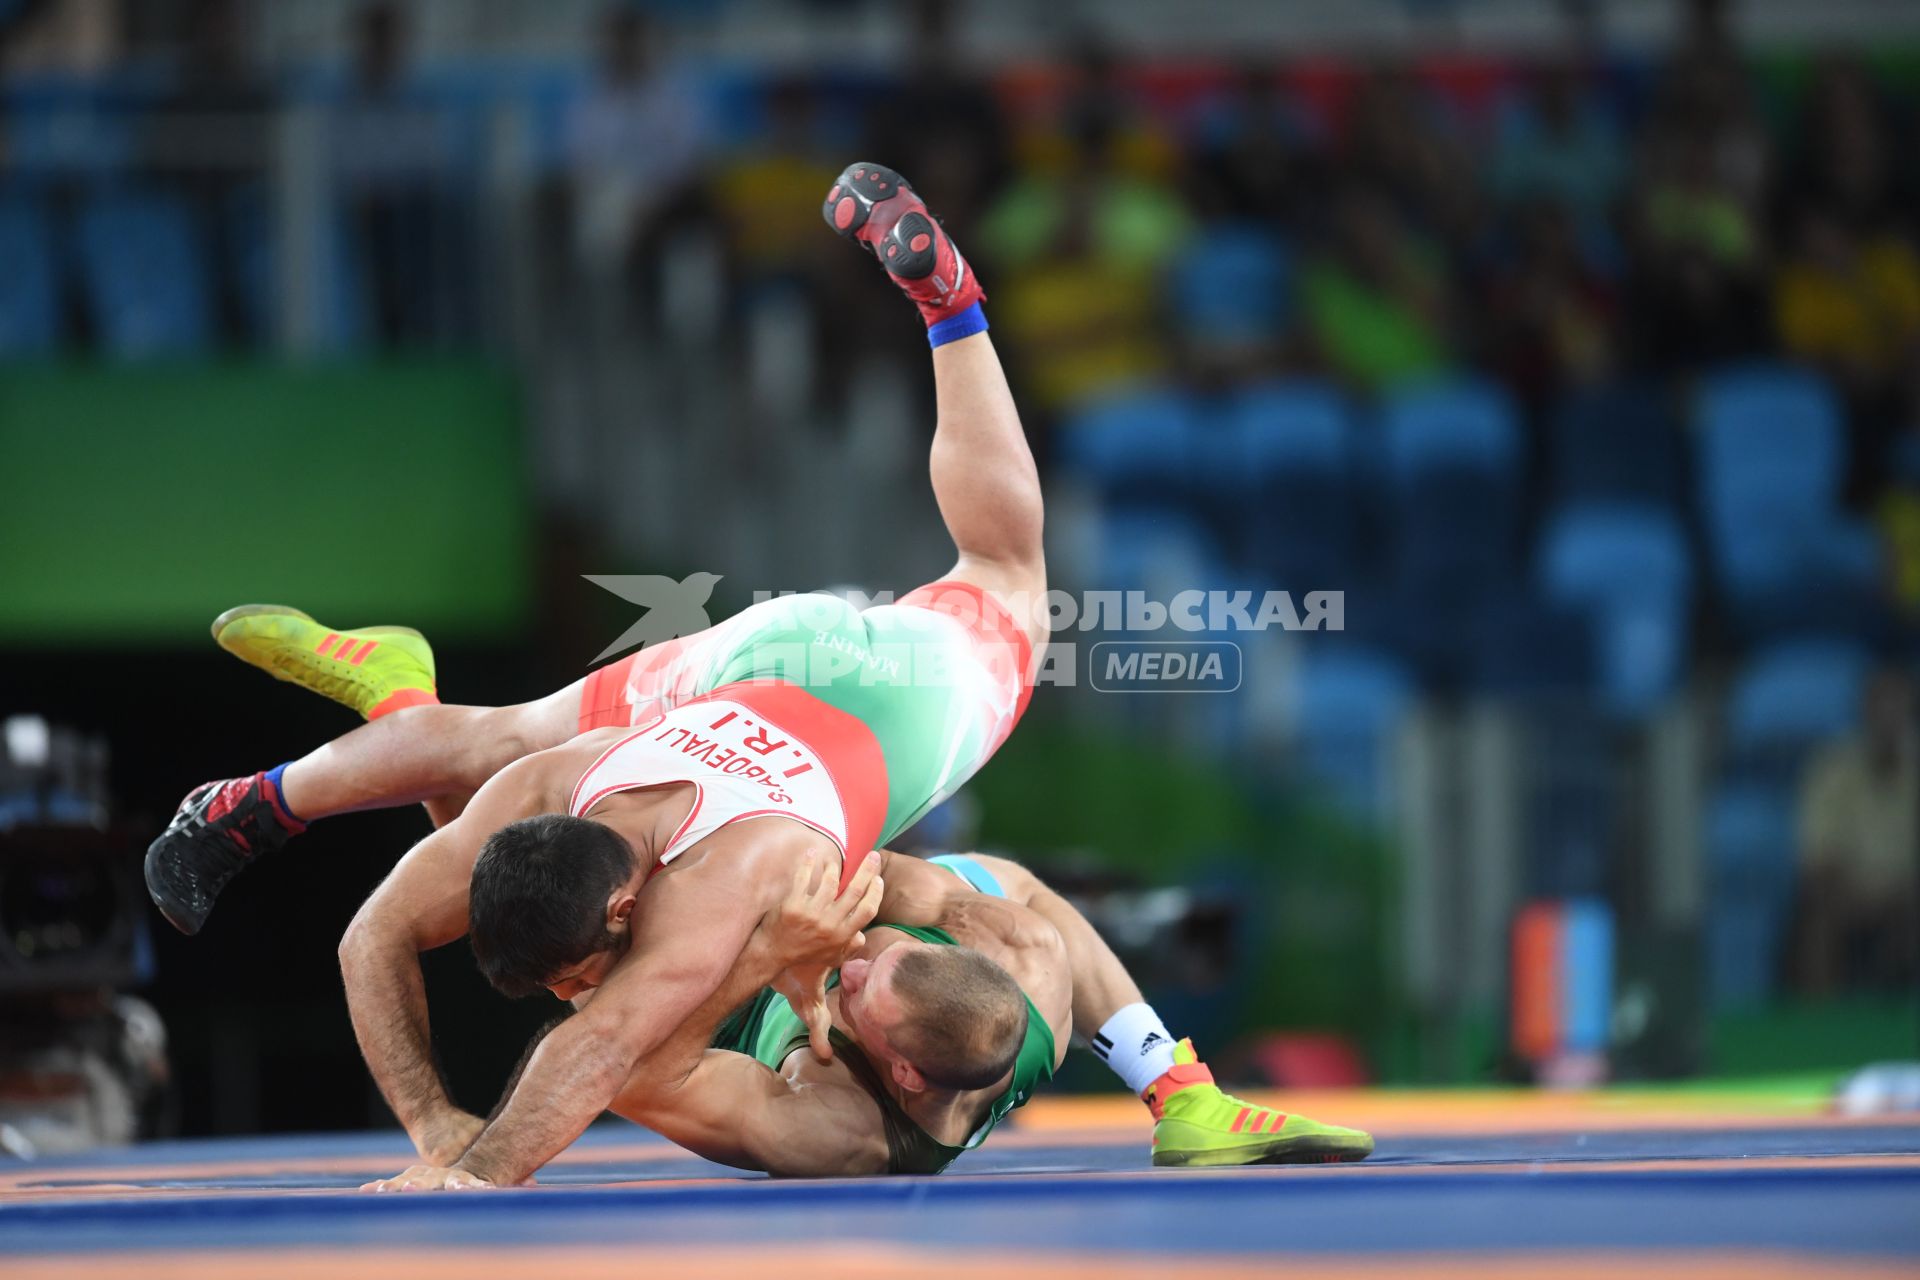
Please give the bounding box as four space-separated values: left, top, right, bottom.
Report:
1012 1087 1918 1135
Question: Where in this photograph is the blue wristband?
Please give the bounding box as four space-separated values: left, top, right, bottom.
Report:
927 301 989 349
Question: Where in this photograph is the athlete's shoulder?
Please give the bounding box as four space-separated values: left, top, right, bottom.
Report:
511 727 632 810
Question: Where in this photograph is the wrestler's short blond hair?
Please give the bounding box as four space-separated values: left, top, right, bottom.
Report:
889 945 1026 1091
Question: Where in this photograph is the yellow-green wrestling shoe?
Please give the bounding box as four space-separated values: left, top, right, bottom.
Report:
211 604 438 720
1147 1038 1374 1167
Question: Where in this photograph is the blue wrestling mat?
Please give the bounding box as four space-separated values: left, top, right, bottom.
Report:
3 1091 1918 1278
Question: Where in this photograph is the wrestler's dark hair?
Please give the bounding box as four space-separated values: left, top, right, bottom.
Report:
468 815 636 999
889 946 1027 1091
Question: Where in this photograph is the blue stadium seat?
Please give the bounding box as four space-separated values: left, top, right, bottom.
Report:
1705 781 1797 1010
1549 380 1682 507
1288 648 1416 819
1697 365 1843 506
1168 223 1291 344
0 193 61 355
411 67 501 180
1094 507 1226 602
1059 387 1208 513
230 193 371 353
1538 503 1692 717
1695 365 1850 609
2 75 136 180
1381 380 1522 595
1726 639 1869 760
1380 378 1522 482
518 67 592 177
1233 379 1349 471
1228 381 1356 590
75 190 212 356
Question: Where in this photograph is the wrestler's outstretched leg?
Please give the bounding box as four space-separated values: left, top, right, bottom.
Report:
824 163 1047 660
926 331 1047 661
954 854 1372 1166
810 165 1050 845
145 594 754 934
143 604 583 934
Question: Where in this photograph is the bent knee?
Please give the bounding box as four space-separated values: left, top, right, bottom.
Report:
459 701 568 786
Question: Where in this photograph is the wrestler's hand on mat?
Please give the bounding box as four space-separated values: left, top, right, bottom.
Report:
414 1108 487 1167
360 1163 503 1193
768 850 883 1063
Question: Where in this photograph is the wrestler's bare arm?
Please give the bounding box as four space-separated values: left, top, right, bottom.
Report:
447 839 800 1186
612 852 889 1176
337 750 571 1163
872 851 1096 1056
627 1049 890 1176
868 849 983 925
934 891 1073 1062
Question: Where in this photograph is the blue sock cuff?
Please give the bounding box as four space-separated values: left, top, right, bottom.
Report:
263 762 303 824
927 302 988 349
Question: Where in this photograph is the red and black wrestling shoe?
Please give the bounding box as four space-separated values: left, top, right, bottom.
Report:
821 162 983 325
144 774 305 935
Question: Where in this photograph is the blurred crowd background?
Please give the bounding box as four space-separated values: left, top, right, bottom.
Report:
1 0 1917 1145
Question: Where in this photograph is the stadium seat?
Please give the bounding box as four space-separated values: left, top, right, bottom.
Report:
1538 503 1692 717
1549 380 1682 507
1288 648 1416 819
1725 639 1870 760
518 66 592 177
75 190 213 357
1059 387 1208 513
1381 380 1523 595
1697 365 1843 506
1233 379 1350 472
1167 224 1291 345
1094 507 1226 603
1380 378 1522 482
1704 781 1797 1010
1229 381 1357 590
1695 364 1855 612
230 194 372 353
0 193 62 355
2 74 136 181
